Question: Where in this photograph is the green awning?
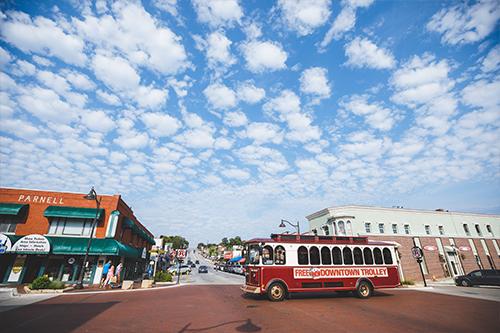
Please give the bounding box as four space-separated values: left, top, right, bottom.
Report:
47 236 142 258
44 206 104 219
0 203 28 216
122 218 155 244
122 217 135 229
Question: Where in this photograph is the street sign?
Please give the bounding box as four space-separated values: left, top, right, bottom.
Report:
176 249 187 259
411 246 422 259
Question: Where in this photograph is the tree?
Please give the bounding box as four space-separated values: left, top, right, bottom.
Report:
162 235 189 249
221 237 229 246
197 242 205 250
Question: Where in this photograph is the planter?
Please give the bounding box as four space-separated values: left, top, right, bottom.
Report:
141 280 154 289
154 281 176 286
121 280 134 290
24 286 73 294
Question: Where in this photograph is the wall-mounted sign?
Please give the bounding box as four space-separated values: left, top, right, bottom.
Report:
423 245 438 251
12 234 50 254
8 255 26 282
17 194 64 205
68 257 76 264
141 248 147 259
458 246 471 252
0 233 12 254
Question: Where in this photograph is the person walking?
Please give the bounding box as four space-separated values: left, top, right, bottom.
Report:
99 260 112 288
115 262 123 284
104 264 115 289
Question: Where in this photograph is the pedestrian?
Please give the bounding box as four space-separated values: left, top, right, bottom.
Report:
104 264 115 289
99 260 112 288
116 262 123 284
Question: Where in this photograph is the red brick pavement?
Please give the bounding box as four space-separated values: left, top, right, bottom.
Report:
0 285 498 333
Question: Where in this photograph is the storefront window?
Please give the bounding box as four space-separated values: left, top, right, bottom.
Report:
0 215 20 233
48 217 93 236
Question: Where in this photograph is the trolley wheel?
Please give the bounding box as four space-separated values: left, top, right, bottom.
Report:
355 280 373 299
267 282 287 302
461 279 471 287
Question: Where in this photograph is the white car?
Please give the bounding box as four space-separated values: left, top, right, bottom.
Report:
168 265 191 275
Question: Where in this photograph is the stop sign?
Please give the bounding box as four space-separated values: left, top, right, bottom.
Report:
411 246 422 259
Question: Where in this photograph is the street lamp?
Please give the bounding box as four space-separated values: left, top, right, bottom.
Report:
75 187 101 289
279 219 300 234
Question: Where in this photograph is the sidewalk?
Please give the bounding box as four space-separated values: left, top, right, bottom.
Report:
0 288 58 313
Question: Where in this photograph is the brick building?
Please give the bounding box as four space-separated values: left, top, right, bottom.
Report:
0 187 155 285
306 205 500 282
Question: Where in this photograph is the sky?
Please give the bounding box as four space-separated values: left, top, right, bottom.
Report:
0 0 499 246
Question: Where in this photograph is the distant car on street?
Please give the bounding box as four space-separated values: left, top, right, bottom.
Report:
190 262 196 268
195 260 200 264
455 269 500 287
168 265 191 275
198 265 208 273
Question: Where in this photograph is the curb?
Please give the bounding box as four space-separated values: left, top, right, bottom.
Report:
58 283 182 296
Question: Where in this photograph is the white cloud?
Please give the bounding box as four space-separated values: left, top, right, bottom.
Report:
0 47 12 66
241 41 287 73
141 112 182 137
32 55 53 67
74 2 189 74
192 0 243 28
203 83 237 109
345 37 395 69
427 1 500 45
96 89 121 106
236 144 289 174
65 71 96 91
204 31 236 69
0 118 40 139
115 132 149 150
223 111 248 127
153 0 178 16
244 122 284 145
81 110 115 133
222 168 250 180
341 95 397 131
462 79 500 112
278 0 331 36
300 67 331 97
481 46 500 73
92 53 140 91
214 136 234 149
18 86 78 124
11 60 37 76
175 128 215 148
237 82 265 104
264 90 321 142
134 85 168 109
1 11 87 65
319 0 374 50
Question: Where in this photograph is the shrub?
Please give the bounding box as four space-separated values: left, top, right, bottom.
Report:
401 279 415 285
48 280 65 289
30 275 51 290
154 271 173 282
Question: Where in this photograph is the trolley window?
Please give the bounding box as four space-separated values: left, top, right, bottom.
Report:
275 245 286 265
262 245 274 265
343 247 353 265
321 246 332 265
363 248 374 265
298 246 309 265
332 247 342 265
383 248 393 265
353 247 364 265
373 248 383 265
249 245 260 265
310 246 320 265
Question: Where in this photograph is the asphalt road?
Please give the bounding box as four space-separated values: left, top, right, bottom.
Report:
1 283 498 333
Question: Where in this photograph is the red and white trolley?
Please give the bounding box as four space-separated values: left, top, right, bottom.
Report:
241 233 400 301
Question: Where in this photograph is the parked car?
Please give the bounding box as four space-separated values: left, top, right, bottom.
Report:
232 264 244 275
198 265 208 273
168 265 191 275
195 260 200 264
190 262 196 268
455 269 500 287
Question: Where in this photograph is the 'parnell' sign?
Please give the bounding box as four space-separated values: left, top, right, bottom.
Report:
17 194 64 205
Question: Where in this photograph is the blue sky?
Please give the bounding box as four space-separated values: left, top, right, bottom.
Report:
0 0 499 245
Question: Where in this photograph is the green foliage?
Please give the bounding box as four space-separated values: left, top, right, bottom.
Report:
48 280 65 289
30 275 52 289
197 242 205 249
162 235 189 249
154 270 173 282
401 279 415 285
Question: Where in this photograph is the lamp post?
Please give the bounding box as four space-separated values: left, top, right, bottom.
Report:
75 187 101 289
279 219 300 234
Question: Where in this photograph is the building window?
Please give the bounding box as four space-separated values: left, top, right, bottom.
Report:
48 217 93 236
438 226 445 235
346 220 352 235
486 225 494 237
392 224 398 234
322 225 330 236
309 246 320 265
463 224 470 236
475 224 482 236
379 223 385 234
404 224 410 235
365 222 371 233
425 225 431 235
0 215 21 233
337 221 346 235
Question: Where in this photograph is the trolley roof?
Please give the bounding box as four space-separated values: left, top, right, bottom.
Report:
245 233 397 247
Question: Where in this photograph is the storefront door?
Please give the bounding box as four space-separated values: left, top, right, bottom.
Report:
0 254 15 282
445 251 463 277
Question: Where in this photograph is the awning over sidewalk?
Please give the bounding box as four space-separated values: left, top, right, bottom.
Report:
122 218 155 245
0 203 28 216
47 237 142 258
44 206 104 220
229 256 243 263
